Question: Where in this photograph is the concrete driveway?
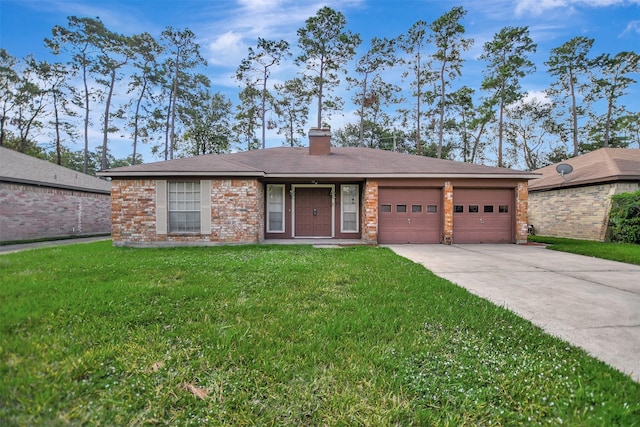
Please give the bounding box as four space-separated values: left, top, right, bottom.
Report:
387 244 640 382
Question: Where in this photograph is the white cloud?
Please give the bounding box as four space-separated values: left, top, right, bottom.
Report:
522 90 552 104
515 0 640 16
621 19 640 36
237 0 284 9
207 31 247 66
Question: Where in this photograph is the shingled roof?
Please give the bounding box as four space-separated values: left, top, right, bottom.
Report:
529 148 640 191
0 146 111 193
98 146 538 179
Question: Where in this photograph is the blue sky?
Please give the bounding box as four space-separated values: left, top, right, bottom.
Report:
1 0 639 163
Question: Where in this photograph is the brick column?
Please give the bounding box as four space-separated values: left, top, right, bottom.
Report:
443 181 453 244
515 181 529 244
362 179 378 243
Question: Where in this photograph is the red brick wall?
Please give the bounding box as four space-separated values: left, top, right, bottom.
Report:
515 181 529 243
443 181 454 244
110 178 264 246
362 180 378 243
0 182 110 242
211 179 264 243
110 179 156 244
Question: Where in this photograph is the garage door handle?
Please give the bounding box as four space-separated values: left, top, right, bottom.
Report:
313 208 317 216
407 218 411 225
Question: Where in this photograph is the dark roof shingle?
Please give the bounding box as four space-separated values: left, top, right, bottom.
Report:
99 146 538 179
529 148 640 191
0 146 111 193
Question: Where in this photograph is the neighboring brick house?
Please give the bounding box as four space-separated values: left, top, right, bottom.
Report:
528 148 640 241
98 129 537 247
0 146 112 243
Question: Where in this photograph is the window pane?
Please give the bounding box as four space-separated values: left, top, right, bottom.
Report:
412 205 422 213
427 205 438 213
169 211 200 233
469 205 479 213
397 204 407 213
381 204 392 212
268 212 283 231
341 185 359 232
454 205 463 213
168 181 201 233
267 185 285 232
484 205 494 213
343 212 357 231
499 205 509 213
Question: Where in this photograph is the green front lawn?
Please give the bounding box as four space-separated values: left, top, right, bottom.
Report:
529 235 640 266
1 242 638 425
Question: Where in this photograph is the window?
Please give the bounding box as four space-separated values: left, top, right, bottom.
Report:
341 185 359 232
397 204 407 213
168 182 200 233
484 205 494 213
427 205 438 213
381 204 392 213
412 204 422 213
454 205 464 213
267 184 285 233
469 205 479 213
499 205 509 213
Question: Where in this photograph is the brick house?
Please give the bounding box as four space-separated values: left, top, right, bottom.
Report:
0 146 112 243
528 148 640 241
98 129 537 247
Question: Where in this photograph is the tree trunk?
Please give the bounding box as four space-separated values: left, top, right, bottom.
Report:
101 69 116 171
82 62 90 174
569 68 579 156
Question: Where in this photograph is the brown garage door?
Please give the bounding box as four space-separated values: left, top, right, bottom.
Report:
453 189 513 243
379 188 441 244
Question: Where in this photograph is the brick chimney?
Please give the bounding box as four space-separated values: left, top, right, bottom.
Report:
308 128 331 155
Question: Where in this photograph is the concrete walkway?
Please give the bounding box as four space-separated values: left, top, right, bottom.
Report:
387 244 640 382
0 236 110 254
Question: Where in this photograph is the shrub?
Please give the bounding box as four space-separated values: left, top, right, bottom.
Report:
609 190 640 243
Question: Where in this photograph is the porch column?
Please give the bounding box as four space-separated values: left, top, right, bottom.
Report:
443 181 453 244
515 181 529 244
362 179 378 243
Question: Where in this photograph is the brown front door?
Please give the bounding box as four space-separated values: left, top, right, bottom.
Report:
295 187 332 237
453 189 514 243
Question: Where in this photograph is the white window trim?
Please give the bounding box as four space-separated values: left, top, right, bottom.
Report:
340 184 359 233
266 184 285 233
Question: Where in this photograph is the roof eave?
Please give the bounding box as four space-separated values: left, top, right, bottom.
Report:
97 171 266 178
529 175 640 192
1 176 111 194
266 172 540 179
97 171 538 180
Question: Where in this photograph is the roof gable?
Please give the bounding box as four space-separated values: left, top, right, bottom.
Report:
529 148 640 191
99 146 538 179
0 147 111 193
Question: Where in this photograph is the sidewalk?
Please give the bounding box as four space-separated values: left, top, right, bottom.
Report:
0 236 111 254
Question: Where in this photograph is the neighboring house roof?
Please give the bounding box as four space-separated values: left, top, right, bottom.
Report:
98 147 539 179
0 146 111 194
529 148 640 192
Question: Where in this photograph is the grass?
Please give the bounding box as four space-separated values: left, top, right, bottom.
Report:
529 235 640 266
1 241 639 426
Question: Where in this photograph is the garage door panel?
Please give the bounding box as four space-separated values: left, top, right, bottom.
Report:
454 189 513 244
379 188 441 244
